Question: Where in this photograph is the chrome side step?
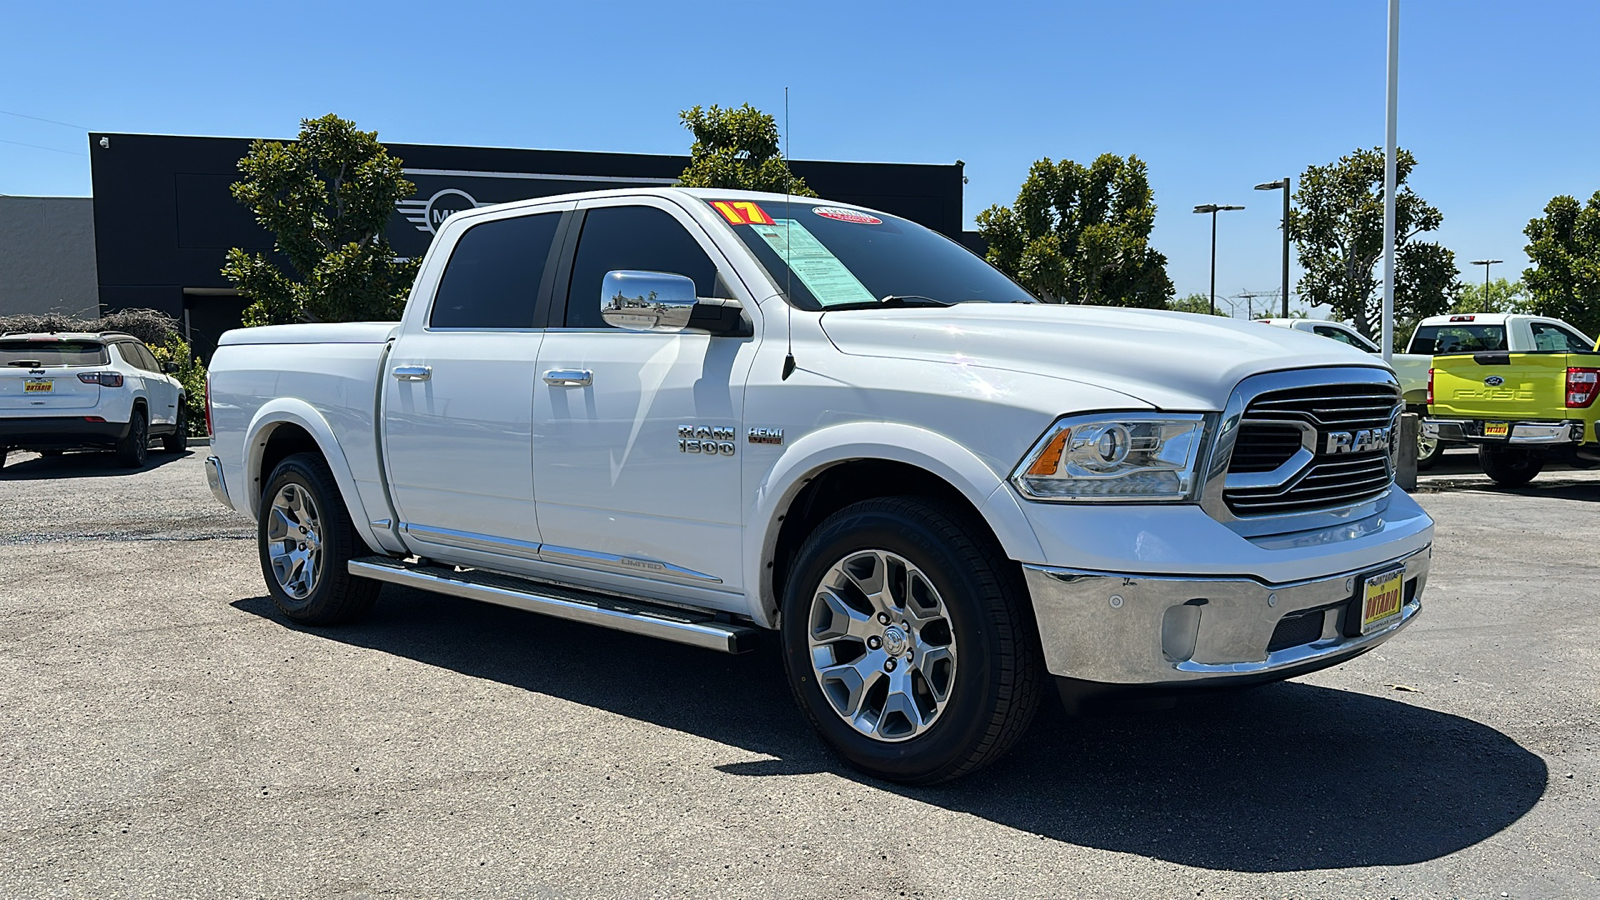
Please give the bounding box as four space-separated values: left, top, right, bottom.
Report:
348 557 758 654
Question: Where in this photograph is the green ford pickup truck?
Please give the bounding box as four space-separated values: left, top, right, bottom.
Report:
1425 324 1600 484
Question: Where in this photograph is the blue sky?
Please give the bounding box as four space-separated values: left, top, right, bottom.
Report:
3 0 1597 314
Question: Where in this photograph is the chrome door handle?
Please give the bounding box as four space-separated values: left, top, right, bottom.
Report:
543 369 593 386
392 365 432 382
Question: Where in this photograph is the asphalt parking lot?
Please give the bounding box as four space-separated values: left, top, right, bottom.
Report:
1 447 1596 899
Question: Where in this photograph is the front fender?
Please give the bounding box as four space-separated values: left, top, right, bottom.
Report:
743 421 1046 626
243 399 384 552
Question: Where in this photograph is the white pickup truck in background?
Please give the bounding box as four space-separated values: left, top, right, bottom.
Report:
205 188 1434 783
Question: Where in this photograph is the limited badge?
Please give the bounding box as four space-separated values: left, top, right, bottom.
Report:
812 206 881 225
711 201 775 226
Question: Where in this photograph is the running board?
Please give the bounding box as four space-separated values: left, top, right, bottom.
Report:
348 557 758 654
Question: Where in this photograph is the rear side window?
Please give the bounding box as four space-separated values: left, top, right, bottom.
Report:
117 342 159 371
1411 324 1506 354
429 213 562 329
1529 321 1593 352
563 206 719 329
0 340 109 367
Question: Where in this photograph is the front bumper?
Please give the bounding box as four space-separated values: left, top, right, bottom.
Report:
1023 545 1429 685
1425 418 1588 446
0 415 132 449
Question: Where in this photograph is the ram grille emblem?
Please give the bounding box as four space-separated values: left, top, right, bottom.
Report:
1324 426 1392 455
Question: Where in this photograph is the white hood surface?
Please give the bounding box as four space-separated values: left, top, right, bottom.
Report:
819 304 1392 411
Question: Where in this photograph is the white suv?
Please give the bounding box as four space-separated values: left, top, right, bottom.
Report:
0 331 187 468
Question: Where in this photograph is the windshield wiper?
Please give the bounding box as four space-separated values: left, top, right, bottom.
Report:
824 295 955 311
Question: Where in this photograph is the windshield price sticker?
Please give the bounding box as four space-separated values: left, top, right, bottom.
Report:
711 201 775 226
751 219 877 308
813 206 881 225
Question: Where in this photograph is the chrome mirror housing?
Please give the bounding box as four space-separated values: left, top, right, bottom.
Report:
600 270 699 333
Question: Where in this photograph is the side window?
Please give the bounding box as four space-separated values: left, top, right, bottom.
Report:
1531 322 1592 352
563 205 718 329
117 342 153 371
429 213 562 329
1314 325 1356 346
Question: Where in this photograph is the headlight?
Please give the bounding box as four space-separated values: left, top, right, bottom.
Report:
1010 412 1208 502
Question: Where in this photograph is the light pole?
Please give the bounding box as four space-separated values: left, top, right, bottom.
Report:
1194 204 1245 315
1255 178 1292 317
1470 258 1502 308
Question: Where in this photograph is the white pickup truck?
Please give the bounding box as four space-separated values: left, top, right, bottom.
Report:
205 188 1434 783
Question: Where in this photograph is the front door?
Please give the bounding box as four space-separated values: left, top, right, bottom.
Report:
533 198 756 592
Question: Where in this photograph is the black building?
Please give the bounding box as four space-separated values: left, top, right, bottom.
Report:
88 133 967 361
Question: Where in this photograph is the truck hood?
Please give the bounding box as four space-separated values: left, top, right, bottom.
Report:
818 304 1390 411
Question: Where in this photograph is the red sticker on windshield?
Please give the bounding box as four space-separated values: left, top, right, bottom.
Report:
813 206 881 225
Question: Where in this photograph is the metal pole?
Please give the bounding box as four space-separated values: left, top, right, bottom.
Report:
1210 210 1218 315
1381 0 1399 362
1281 177 1291 318
1483 263 1490 305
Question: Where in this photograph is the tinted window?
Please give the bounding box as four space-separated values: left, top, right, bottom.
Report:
0 340 108 367
1529 322 1594 352
1411 324 1506 354
564 206 719 328
1314 325 1356 345
115 342 156 371
712 198 1035 310
430 213 562 329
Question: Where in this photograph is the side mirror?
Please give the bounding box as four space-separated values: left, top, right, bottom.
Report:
599 270 744 335
163 361 181 373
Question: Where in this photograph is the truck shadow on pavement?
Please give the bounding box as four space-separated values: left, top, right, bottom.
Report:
0 449 191 479
231 585 1547 874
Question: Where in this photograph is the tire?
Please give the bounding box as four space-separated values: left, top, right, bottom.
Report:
780 496 1042 784
257 452 380 626
1415 431 1444 470
1479 444 1543 487
162 407 188 453
114 407 149 468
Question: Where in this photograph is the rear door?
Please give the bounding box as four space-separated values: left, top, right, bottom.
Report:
382 206 568 562
117 341 177 427
0 338 106 413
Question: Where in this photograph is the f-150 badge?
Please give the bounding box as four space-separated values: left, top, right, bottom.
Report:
679 425 736 456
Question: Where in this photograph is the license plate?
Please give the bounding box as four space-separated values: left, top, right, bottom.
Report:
24 380 52 393
1484 422 1509 437
1361 568 1405 634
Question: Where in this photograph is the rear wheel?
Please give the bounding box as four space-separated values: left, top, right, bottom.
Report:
257 452 379 625
114 408 148 468
1479 444 1543 486
780 496 1042 784
162 407 188 453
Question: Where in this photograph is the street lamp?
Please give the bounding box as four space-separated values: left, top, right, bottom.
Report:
1194 204 1245 315
1470 258 1502 309
1255 178 1292 317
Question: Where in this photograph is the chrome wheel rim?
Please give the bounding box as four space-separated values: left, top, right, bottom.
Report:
1417 431 1439 458
266 483 323 600
806 549 958 743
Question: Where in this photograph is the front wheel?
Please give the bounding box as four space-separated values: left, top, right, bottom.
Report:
1479 444 1543 487
1415 430 1444 470
257 452 379 625
780 497 1042 784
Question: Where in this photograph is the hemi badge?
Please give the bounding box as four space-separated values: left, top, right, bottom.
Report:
748 427 784 445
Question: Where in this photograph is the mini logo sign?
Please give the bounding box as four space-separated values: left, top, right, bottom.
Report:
396 188 484 234
812 206 881 225
679 424 736 456
1484 375 1505 387
1324 426 1392 455
747 427 784 445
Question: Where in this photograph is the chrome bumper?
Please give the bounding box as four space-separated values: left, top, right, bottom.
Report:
1022 546 1429 685
204 455 233 511
1425 418 1586 445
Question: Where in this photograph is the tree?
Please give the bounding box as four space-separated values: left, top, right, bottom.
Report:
676 104 816 196
1523 190 1600 337
1167 293 1228 316
1452 277 1530 315
975 154 1173 307
1287 147 1459 349
223 114 419 326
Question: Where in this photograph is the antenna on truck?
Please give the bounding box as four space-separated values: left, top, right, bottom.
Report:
781 86 797 381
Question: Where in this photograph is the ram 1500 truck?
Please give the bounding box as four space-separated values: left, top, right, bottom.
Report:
205 188 1434 783
1425 331 1600 485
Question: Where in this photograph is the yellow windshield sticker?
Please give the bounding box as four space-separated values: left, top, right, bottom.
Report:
750 219 876 308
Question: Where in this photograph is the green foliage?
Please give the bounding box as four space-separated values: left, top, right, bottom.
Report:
1523 190 1600 337
676 104 816 196
0 308 206 435
223 114 419 326
1287 147 1459 350
976 154 1173 307
1167 293 1228 316
1452 277 1530 315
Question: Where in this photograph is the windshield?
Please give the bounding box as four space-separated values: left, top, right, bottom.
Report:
0 339 109 367
1411 324 1506 354
706 198 1036 310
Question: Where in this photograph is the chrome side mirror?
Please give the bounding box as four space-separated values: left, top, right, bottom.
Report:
600 270 699 333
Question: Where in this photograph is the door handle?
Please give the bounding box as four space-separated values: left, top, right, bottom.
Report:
392 365 432 382
543 369 593 386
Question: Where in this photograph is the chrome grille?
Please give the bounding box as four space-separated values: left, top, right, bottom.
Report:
1224 381 1401 516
